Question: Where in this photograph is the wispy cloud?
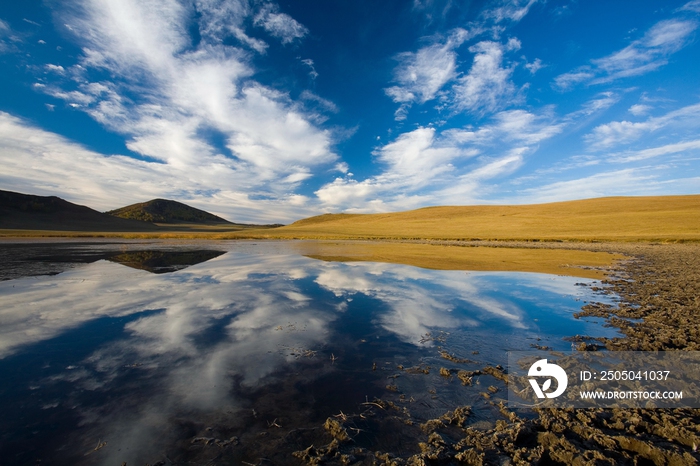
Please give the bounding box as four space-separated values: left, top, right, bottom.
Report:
300 90 337 113
452 38 522 116
385 31 523 121
628 104 652 116
384 0 541 122
520 169 657 201
515 168 700 204
678 0 700 13
253 3 308 45
444 108 564 146
585 102 700 150
553 69 594 90
611 139 700 163
524 57 544 74
22 18 41 27
0 17 21 53
555 17 698 89
300 58 318 80
592 19 697 82
195 0 268 53
384 28 471 120
481 0 539 23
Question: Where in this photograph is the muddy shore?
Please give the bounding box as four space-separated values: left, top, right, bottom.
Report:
291 242 700 465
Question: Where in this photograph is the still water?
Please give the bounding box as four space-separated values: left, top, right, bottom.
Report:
0 240 619 465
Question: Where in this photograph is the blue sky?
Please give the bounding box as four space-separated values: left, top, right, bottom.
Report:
0 0 699 223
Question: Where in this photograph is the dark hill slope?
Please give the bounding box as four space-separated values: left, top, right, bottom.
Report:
0 190 158 231
107 199 232 224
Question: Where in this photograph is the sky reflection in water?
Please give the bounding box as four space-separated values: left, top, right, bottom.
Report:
0 241 619 465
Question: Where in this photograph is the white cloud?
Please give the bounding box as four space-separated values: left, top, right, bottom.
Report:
585 120 654 149
384 28 470 120
373 127 479 191
628 104 652 116
678 0 700 12
521 172 700 206
524 57 544 74
452 39 521 116
0 17 20 53
578 92 619 116
253 3 308 45
553 69 594 91
465 150 524 180
482 0 539 23
613 139 700 163
516 168 679 203
45 63 66 74
300 58 318 79
592 19 697 81
300 90 338 114
444 108 564 146
555 18 698 89
195 0 268 53
585 102 700 150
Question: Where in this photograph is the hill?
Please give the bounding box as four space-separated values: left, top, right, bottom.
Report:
107 199 233 224
236 195 700 242
0 190 159 232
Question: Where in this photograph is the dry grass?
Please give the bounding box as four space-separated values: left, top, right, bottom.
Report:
228 195 700 242
290 241 622 279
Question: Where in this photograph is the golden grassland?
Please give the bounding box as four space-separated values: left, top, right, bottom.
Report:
232 195 700 242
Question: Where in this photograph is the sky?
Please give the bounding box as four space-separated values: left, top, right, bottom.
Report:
0 0 699 223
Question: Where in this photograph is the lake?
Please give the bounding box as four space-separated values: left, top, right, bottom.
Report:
0 240 620 465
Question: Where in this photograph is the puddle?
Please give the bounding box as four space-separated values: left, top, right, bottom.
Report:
0 240 620 465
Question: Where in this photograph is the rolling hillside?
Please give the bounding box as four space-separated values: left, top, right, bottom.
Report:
0 190 159 232
236 195 700 242
107 199 232 224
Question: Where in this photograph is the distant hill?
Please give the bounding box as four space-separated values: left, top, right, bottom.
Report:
247 195 700 242
0 190 159 231
107 199 232 224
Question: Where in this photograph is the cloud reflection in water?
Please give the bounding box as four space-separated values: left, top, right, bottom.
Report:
0 242 615 465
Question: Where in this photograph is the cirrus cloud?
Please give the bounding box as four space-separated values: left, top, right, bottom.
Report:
555 17 698 90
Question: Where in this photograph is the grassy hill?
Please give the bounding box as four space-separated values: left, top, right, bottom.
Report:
232 195 700 242
0 190 159 232
107 199 233 224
